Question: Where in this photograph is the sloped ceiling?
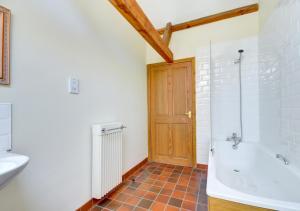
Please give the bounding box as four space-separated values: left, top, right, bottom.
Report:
137 0 258 28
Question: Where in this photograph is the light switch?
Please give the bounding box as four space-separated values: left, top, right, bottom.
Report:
68 78 80 94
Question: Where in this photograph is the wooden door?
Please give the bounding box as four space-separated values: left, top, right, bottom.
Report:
148 58 196 167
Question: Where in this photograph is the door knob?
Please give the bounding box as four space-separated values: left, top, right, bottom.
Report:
185 111 192 119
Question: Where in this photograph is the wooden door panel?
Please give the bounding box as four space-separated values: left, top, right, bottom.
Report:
148 58 195 167
172 124 192 160
153 68 169 116
155 123 171 158
172 65 189 117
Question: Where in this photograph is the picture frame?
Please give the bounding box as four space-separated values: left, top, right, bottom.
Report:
0 5 10 85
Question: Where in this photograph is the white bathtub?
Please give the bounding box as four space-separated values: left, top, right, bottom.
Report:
207 141 300 211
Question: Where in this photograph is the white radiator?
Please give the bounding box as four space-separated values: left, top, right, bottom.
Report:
92 122 125 199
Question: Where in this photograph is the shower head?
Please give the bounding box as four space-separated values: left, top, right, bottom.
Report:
234 49 244 64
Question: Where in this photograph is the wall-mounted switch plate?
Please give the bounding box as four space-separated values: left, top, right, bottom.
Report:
68 78 80 94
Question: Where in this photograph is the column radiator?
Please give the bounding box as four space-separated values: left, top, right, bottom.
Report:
92 123 125 199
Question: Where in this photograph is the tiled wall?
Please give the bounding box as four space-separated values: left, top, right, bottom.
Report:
196 37 259 164
196 48 211 164
0 104 11 152
259 0 300 170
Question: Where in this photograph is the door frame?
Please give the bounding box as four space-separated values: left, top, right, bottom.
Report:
147 57 196 167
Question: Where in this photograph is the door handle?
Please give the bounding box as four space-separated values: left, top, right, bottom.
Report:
185 111 192 119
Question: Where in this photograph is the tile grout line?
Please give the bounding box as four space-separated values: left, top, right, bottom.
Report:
185 167 195 210
163 165 185 211
94 163 206 211
94 163 150 210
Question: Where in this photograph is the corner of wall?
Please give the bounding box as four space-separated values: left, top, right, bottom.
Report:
258 0 279 31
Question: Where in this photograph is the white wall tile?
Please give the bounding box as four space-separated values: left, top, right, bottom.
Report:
196 37 260 164
0 104 11 152
259 0 300 170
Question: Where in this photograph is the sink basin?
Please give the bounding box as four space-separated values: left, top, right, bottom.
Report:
0 152 29 190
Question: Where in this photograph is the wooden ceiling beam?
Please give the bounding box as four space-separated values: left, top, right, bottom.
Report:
109 0 173 63
158 4 259 34
162 22 172 46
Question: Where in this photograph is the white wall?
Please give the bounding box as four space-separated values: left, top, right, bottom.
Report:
259 0 300 170
146 13 259 164
0 1 147 211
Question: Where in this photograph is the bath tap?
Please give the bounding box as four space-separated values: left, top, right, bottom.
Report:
276 154 289 165
226 133 242 149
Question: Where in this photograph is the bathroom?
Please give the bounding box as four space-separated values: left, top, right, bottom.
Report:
0 0 299 210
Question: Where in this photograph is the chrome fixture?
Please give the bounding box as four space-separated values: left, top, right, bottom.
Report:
276 154 289 165
237 50 244 143
210 147 215 155
101 125 126 134
234 49 244 64
228 49 244 149
226 133 242 149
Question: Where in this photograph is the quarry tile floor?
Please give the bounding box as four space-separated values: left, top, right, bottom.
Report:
91 162 208 211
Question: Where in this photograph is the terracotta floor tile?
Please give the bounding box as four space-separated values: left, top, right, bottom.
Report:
144 191 157 200
139 183 152 190
130 182 141 189
123 187 136 195
134 207 147 211
187 187 199 195
164 182 176 190
156 194 170 203
132 189 146 198
116 193 130 202
150 202 166 211
182 201 196 210
153 181 164 187
165 205 180 211
164 168 173 172
90 162 208 211
167 177 178 183
172 190 185 199
138 199 153 209
160 188 173 196
178 180 189 186
106 200 122 210
161 172 172 177
149 175 158 180
184 193 197 202
90 206 105 211
158 175 168 180
125 196 141 206
97 198 111 207
149 186 161 193
108 191 119 199
168 197 183 208
117 204 135 211
145 181 156 186
175 185 187 192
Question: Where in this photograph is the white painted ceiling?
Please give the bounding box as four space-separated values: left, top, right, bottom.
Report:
137 0 258 29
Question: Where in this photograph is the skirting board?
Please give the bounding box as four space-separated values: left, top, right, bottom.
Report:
197 163 208 170
76 158 148 211
122 158 148 181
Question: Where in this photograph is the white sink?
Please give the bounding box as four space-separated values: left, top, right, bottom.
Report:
0 152 29 189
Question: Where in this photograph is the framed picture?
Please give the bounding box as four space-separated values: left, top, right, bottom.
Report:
0 6 10 85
